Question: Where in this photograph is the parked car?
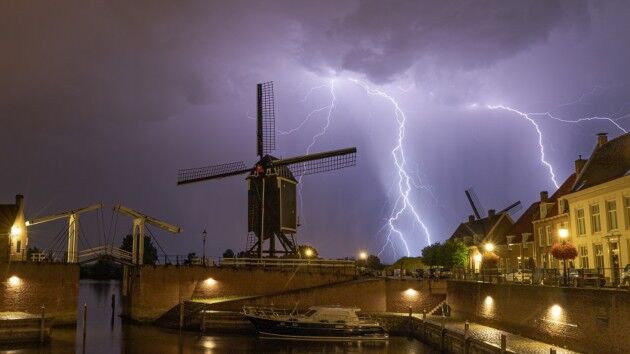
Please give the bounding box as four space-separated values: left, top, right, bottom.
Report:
620 264 630 288
569 268 606 287
504 269 533 284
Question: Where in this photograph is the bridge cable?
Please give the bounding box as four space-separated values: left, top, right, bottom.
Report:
145 225 171 265
43 222 69 260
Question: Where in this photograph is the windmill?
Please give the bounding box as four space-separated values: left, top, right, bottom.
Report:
465 188 522 220
177 82 357 258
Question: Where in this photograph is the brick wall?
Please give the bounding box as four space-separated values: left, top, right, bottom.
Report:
447 280 630 353
0 262 79 324
123 265 355 322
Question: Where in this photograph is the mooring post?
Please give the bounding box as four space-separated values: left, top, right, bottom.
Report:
201 307 207 333
82 303 87 344
179 301 184 330
111 293 116 321
40 305 45 344
440 316 445 351
500 333 507 353
550 348 557 354
422 310 426 321
464 321 470 354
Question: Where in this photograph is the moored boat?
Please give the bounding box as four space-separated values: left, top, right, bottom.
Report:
243 305 388 341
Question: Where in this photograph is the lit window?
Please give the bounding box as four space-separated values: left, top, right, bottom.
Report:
625 196 630 229
579 246 589 268
545 225 552 246
591 204 601 233
606 200 618 231
576 209 586 235
594 244 604 270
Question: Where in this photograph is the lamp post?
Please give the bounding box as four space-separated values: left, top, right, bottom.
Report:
559 228 569 286
202 229 207 266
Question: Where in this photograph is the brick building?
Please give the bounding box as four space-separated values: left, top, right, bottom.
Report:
0 194 28 262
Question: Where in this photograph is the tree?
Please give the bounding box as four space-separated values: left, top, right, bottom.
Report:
222 249 235 258
421 243 442 267
120 234 158 265
367 255 384 270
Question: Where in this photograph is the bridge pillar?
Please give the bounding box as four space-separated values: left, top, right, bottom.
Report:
67 214 78 263
132 218 145 265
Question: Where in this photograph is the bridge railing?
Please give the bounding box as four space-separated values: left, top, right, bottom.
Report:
219 257 356 268
77 245 132 263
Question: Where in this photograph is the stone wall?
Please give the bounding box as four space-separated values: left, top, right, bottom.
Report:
447 280 630 353
0 262 79 324
123 265 355 322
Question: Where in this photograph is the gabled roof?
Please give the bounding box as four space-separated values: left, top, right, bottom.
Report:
572 133 630 192
449 213 503 240
505 202 538 242
540 173 576 219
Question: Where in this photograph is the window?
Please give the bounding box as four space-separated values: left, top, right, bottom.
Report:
594 244 604 270
545 225 552 245
625 196 630 229
606 200 618 231
579 246 589 268
591 204 601 233
16 240 21 253
576 209 586 235
538 227 544 247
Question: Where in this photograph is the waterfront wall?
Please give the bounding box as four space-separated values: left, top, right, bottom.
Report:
447 280 630 353
124 265 355 322
0 262 79 324
201 278 446 314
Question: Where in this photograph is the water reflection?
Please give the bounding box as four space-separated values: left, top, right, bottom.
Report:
0 280 435 354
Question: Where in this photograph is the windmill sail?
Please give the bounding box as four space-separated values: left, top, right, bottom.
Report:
177 161 251 185
257 81 275 157
272 147 357 176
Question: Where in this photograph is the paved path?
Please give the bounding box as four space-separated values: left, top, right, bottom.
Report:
419 315 578 354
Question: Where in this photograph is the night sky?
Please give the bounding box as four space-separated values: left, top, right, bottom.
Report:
2 1 630 262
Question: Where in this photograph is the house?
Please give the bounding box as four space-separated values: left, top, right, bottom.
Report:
502 201 538 270
0 194 28 262
532 172 577 269
563 132 630 285
449 209 514 272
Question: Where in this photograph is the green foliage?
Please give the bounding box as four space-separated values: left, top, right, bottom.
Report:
357 254 384 270
120 234 158 265
222 249 235 258
421 239 469 269
389 257 425 272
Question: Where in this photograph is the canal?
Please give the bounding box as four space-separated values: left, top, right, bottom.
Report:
1 280 436 353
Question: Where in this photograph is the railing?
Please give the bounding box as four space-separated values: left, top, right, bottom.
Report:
220 257 356 268
452 267 629 288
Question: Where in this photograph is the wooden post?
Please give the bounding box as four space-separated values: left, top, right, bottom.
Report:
550 348 557 354
440 316 445 351
201 308 207 333
179 301 184 329
500 333 507 353
464 321 470 354
82 303 87 344
40 305 45 344
111 293 116 321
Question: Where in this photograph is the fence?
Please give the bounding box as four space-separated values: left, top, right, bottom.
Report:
220 257 355 269
452 267 628 288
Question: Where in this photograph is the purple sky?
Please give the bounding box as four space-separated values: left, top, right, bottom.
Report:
2 1 630 262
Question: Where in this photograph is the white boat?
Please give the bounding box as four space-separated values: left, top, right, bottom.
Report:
243 305 388 341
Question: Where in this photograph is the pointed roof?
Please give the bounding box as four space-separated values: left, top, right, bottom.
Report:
572 133 630 192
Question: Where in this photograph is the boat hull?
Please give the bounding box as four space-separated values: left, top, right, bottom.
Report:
246 316 388 341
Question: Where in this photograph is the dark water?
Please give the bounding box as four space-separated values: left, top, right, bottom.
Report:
1 280 435 354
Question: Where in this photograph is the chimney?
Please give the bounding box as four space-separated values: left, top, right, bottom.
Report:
468 215 475 223
488 209 496 218
15 194 24 215
597 132 608 148
574 155 587 175
540 191 548 202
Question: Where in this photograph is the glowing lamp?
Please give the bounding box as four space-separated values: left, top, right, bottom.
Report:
558 228 569 239
484 296 494 307
8 276 20 286
10 225 21 237
305 248 313 257
404 288 419 297
204 278 217 286
473 254 482 263
550 304 562 320
484 243 495 252
359 251 368 260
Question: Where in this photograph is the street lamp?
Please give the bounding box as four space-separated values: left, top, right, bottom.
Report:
359 251 368 260
10 225 21 237
484 242 495 252
559 228 568 286
304 248 313 258
202 229 207 266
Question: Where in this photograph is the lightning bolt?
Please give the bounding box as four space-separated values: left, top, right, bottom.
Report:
349 78 431 257
486 104 560 189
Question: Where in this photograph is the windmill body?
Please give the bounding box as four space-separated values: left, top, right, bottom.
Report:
178 82 357 258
